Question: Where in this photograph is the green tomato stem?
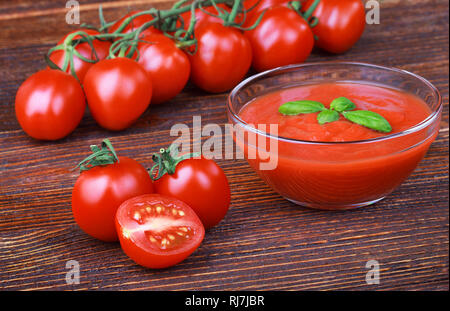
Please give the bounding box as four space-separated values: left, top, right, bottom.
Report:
149 143 200 180
74 139 120 173
303 0 320 20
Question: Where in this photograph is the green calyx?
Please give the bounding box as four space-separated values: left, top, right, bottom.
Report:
288 0 320 28
149 143 200 181
74 139 120 172
279 97 392 133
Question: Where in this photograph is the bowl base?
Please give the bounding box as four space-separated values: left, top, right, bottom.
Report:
284 197 386 211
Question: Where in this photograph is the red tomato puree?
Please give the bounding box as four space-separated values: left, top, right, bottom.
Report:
236 82 438 209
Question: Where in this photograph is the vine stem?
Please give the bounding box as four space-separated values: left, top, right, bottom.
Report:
302 0 320 21
46 0 265 74
225 0 241 26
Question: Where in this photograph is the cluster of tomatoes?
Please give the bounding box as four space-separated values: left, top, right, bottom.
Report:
14 0 365 141
72 139 231 268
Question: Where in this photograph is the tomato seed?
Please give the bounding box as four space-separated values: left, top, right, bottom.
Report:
133 212 141 221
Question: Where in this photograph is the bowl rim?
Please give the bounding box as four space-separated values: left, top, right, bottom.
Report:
227 61 443 145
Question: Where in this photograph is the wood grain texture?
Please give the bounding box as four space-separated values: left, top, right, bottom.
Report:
0 0 448 291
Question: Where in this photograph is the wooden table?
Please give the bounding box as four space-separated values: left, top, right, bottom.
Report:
0 0 448 291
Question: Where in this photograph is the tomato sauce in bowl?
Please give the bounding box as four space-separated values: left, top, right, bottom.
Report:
228 63 442 210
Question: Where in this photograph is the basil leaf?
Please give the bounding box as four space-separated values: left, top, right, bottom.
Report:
279 100 325 115
317 109 340 125
330 97 356 112
342 110 392 133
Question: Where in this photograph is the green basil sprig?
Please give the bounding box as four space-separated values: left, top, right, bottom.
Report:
278 97 392 133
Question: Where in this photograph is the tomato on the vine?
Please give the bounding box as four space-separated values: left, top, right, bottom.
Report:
135 34 190 104
15 69 86 140
83 57 152 131
151 146 231 229
116 194 205 269
72 140 154 242
244 6 314 72
49 29 111 82
179 3 235 30
302 0 365 54
189 22 252 93
109 11 162 37
243 0 290 25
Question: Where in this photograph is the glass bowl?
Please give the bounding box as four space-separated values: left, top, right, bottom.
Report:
227 62 442 210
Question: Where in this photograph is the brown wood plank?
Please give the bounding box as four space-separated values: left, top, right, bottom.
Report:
0 0 448 290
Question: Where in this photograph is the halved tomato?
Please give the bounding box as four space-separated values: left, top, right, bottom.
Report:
115 194 205 269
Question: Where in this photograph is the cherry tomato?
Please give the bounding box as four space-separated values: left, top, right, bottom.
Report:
153 157 230 229
303 0 365 54
15 69 86 140
116 194 205 269
189 22 252 93
109 11 162 37
179 3 233 30
135 34 190 104
243 0 290 25
49 29 111 83
83 57 152 131
72 156 154 242
244 6 314 72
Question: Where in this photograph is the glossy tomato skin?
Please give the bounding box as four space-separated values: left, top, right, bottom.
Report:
179 4 240 30
180 4 223 29
153 158 230 229
15 69 85 140
109 11 162 37
136 34 190 104
189 22 252 93
245 6 314 72
49 29 111 83
72 156 154 242
83 57 152 131
303 0 365 54
243 0 290 26
116 194 205 269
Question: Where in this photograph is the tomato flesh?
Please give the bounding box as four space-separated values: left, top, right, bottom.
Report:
116 194 205 269
153 158 230 229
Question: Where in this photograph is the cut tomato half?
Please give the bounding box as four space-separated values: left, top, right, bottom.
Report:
115 194 205 269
